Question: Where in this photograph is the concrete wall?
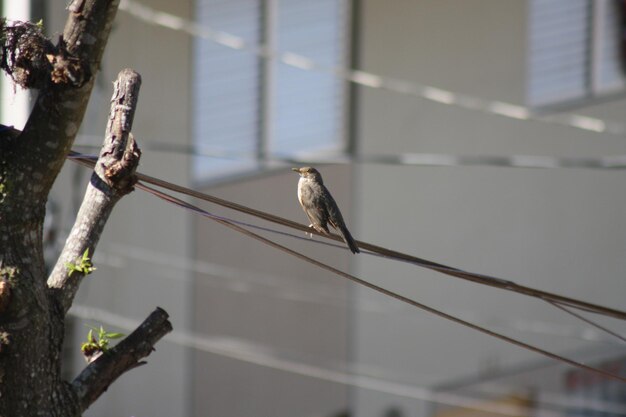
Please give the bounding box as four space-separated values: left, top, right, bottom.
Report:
353 1 626 416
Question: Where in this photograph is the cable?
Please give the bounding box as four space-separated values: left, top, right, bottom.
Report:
66 151 626 380
66 151 626 323
139 174 626 322
72 140 626 171
118 0 626 137
133 179 626 384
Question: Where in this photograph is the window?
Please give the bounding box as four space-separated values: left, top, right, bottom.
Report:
528 0 626 108
192 0 350 180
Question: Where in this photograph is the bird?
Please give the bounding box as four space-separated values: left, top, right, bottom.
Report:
292 167 359 254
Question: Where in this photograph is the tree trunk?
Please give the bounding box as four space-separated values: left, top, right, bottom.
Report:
0 2 172 416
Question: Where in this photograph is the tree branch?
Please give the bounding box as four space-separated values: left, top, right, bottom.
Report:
72 307 172 412
11 0 121 203
47 68 142 313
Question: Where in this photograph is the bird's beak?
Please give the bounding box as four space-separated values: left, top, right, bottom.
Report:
291 168 300 173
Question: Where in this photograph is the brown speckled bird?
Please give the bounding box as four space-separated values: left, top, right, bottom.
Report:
292 167 359 254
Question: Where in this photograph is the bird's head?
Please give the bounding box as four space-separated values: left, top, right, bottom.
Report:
292 167 323 183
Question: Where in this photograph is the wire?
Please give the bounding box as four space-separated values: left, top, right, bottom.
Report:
118 0 626 138
72 140 626 171
66 151 626 382
66 151 626 323
134 179 626 383
139 175 626 322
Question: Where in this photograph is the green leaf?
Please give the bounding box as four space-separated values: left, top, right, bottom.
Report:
65 262 77 276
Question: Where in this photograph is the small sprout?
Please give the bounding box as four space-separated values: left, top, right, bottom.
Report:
0 179 10 202
65 248 96 277
80 325 124 361
0 265 17 282
0 331 10 354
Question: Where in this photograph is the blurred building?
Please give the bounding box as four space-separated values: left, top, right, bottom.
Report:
6 0 626 416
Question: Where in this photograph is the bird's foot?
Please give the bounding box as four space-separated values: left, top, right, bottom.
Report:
306 225 315 239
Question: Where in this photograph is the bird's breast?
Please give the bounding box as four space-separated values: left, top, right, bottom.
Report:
297 177 318 208
297 177 305 206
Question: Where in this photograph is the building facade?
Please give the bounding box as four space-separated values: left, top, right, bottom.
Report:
8 1 626 416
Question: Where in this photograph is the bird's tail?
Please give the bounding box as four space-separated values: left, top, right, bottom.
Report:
339 225 360 254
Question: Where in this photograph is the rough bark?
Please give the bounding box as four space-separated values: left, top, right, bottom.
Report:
0 2 172 416
47 68 142 313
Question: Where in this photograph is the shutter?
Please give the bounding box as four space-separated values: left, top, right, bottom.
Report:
527 0 590 107
271 0 348 157
193 0 261 178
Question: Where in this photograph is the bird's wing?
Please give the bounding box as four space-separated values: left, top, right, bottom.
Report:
323 187 360 253
322 187 345 231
